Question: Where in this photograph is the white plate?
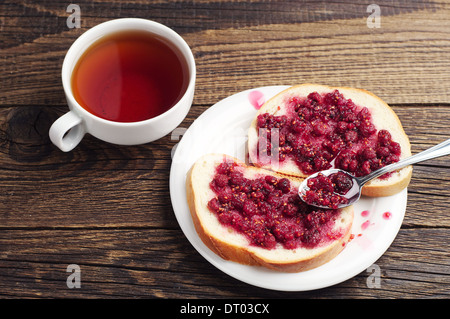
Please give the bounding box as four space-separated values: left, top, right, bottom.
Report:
169 86 407 291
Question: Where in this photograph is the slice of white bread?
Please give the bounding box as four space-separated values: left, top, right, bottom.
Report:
248 84 412 197
186 153 354 272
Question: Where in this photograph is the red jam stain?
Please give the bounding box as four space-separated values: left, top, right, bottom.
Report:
248 90 265 110
255 90 401 178
361 210 370 217
207 160 344 250
361 220 371 230
382 211 392 220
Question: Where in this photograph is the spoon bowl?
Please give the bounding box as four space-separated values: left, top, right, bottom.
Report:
299 138 450 209
299 169 361 209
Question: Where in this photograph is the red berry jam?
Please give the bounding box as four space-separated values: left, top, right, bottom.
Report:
207 161 345 250
255 90 401 178
302 172 353 209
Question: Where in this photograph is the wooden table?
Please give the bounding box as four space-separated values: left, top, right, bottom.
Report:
1 0 449 299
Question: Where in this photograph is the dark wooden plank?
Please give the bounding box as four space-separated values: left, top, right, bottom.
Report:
1 1 450 106
1 105 448 228
0 228 447 298
1 0 440 49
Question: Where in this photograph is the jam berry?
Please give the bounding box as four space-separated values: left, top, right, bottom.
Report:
256 90 401 178
208 161 344 250
302 172 353 209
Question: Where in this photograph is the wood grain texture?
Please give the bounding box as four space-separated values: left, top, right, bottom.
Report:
2 0 450 106
0 0 449 299
0 228 448 298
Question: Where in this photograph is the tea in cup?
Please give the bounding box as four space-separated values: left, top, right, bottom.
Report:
50 18 196 152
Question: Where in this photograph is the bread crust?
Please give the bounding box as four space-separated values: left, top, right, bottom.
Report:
186 153 354 273
186 166 260 266
248 84 412 197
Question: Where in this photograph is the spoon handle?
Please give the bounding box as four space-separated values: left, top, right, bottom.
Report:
359 138 450 185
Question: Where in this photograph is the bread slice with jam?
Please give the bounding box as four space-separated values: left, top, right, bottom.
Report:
248 84 412 197
186 153 353 273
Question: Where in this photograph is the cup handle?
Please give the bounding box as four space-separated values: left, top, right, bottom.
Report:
49 111 86 152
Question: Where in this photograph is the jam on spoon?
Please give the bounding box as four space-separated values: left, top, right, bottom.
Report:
299 138 450 209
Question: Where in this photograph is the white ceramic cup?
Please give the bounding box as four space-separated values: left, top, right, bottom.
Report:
49 18 196 152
